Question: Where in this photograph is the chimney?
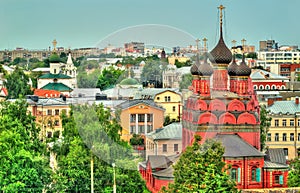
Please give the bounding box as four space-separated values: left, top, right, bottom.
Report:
296 97 299 105
267 98 274 106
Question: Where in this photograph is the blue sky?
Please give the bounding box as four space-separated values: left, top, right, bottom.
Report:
0 0 299 51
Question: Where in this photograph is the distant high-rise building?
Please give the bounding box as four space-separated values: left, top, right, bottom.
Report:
124 42 145 53
259 40 277 51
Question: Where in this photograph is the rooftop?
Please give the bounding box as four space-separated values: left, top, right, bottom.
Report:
147 123 182 140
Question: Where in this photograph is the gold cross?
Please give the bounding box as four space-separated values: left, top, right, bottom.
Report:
203 38 208 51
218 5 225 25
195 38 200 50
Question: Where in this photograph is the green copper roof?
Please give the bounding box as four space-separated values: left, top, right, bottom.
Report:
41 82 73 92
147 123 182 140
39 73 72 79
267 100 300 114
49 53 61 63
119 78 139 85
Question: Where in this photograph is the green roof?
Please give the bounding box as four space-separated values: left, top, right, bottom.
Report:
41 82 73 92
49 53 61 63
119 78 139 85
267 100 300 114
147 123 182 140
39 73 72 79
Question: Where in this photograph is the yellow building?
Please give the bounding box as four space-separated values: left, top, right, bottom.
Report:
116 99 165 142
266 97 300 160
135 88 182 121
26 96 71 140
168 55 190 65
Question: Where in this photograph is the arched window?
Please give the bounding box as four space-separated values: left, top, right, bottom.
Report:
253 85 258 90
230 167 241 183
259 85 264 90
265 85 270 90
271 85 276 90
251 167 261 182
281 85 286 90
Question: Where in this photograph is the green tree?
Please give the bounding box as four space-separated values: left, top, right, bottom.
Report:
288 156 300 187
246 52 257 59
0 100 51 192
260 105 271 151
141 59 167 88
4 66 33 99
97 66 124 90
179 73 193 91
77 69 101 88
51 104 148 192
161 135 238 193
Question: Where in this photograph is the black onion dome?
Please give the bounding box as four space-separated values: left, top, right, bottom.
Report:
191 53 201 75
236 54 251 76
228 54 238 76
199 53 213 76
209 35 232 64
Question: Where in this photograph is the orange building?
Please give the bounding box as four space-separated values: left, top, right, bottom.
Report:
116 99 165 141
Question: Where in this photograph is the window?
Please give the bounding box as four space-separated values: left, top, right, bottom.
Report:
130 126 135 134
274 175 284 185
47 131 52 138
54 120 59 126
130 114 136 123
156 97 160 100
290 133 295 141
231 168 237 181
55 109 59 115
47 109 52 116
138 114 145 122
251 168 256 181
298 133 300 141
174 144 178 152
283 133 287 141
275 119 279 127
163 144 167 152
267 133 271 141
283 148 288 156
172 106 176 112
138 126 145 134
147 114 153 122
290 119 294 126
282 119 286 126
275 133 279 141
298 119 300 126
165 96 171 102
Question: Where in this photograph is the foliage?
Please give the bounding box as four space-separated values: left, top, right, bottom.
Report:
130 134 144 146
179 73 193 91
175 59 192 68
260 105 271 151
141 59 167 88
0 100 51 192
51 104 149 192
161 135 238 193
29 71 43 88
288 156 300 187
4 66 33 99
246 52 257 59
164 115 172 126
77 69 101 88
97 66 125 90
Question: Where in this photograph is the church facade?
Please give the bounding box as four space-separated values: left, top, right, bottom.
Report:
139 5 288 192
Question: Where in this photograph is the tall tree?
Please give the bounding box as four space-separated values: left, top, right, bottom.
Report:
260 105 271 151
141 59 167 88
161 135 238 193
179 73 193 91
4 66 33 99
51 104 148 192
97 66 124 90
0 100 51 192
288 155 300 187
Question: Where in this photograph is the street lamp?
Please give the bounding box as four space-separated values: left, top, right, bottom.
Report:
112 163 116 193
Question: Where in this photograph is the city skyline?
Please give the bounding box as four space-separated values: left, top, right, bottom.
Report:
0 0 299 51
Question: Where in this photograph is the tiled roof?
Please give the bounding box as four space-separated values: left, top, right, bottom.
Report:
116 99 165 111
39 73 72 79
265 149 287 165
251 69 289 80
134 88 180 99
34 89 62 98
215 134 264 157
41 82 73 92
153 165 174 178
267 100 300 114
147 123 182 140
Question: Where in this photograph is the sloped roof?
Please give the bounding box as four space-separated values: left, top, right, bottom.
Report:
264 161 288 169
34 89 62 98
264 148 287 165
147 155 171 169
251 69 289 81
116 99 165 111
102 88 139 98
41 82 73 92
215 134 264 157
267 100 300 114
134 88 180 99
153 165 174 178
39 73 72 79
147 123 182 140
71 88 101 98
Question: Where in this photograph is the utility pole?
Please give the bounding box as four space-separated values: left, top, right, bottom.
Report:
91 152 94 193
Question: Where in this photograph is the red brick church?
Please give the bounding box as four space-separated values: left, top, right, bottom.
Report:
139 5 288 192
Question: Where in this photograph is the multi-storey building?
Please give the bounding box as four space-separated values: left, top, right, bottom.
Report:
116 99 165 142
124 42 145 54
266 97 300 160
